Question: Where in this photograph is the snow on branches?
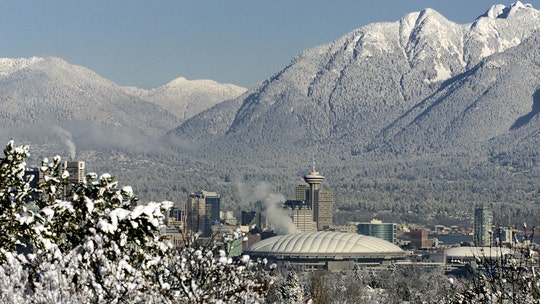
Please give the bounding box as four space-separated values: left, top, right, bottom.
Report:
0 140 284 303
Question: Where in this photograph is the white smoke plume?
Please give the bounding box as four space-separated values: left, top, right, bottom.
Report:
52 125 76 159
236 181 299 235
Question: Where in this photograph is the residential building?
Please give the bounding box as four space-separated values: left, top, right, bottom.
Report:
474 205 493 246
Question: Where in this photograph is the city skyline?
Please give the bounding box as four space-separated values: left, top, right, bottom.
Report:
0 1 518 89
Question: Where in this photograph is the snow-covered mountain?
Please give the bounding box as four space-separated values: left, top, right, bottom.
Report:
0 57 179 131
124 77 246 122
368 30 540 156
1 3 539 224
0 56 245 154
168 2 540 165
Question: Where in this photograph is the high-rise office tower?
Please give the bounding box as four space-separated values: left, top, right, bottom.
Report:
474 205 493 246
295 183 309 201
168 207 185 228
185 190 221 237
357 219 397 244
252 201 269 230
285 200 315 232
62 161 85 197
185 193 206 235
303 163 333 230
204 191 221 232
241 211 256 226
63 161 85 183
291 183 315 231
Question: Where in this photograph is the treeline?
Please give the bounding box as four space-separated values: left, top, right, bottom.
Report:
52 146 539 228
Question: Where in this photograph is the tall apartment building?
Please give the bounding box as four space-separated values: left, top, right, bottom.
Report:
474 205 493 246
316 190 333 229
63 161 85 183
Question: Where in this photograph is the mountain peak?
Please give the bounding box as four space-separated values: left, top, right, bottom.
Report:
509 1 533 12
163 76 244 91
417 8 446 20
396 8 450 43
0 56 43 77
127 75 246 122
165 76 189 87
482 1 534 19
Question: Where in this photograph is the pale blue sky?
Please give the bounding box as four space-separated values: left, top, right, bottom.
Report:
0 1 522 88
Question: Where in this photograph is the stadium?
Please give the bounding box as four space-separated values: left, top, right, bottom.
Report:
245 231 405 271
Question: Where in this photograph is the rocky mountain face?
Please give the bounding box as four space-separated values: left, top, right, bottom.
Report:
169 2 540 164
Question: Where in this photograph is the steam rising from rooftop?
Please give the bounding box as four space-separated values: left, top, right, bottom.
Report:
52 125 76 159
236 181 299 235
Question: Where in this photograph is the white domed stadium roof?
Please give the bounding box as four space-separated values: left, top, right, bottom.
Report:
246 231 404 260
445 246 512 259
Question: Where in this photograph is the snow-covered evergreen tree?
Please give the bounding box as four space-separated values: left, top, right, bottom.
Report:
279 270 304 304
0 141 36 262
0 140 172 301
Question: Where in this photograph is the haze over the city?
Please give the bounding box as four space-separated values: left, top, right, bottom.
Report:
0 0 517 89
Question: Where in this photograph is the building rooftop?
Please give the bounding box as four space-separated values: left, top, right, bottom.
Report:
303 170 325 184
245 231 404 259
445 246 512 259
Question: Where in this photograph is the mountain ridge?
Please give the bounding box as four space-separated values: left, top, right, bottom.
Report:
1 3 539 226
0 56 246 154
168 2 540 165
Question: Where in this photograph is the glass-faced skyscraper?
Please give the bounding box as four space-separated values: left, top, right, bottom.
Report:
185 190 220 237
357 219 397 244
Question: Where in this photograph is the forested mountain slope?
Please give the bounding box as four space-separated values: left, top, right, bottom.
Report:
169 2 540 166
0 56 244 156
163 3 540 225
1 3 539 226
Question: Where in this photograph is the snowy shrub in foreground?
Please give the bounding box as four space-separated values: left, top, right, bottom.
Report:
0 140 173 302
438 231 540 304
161 232 279 303
0 140 288 303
